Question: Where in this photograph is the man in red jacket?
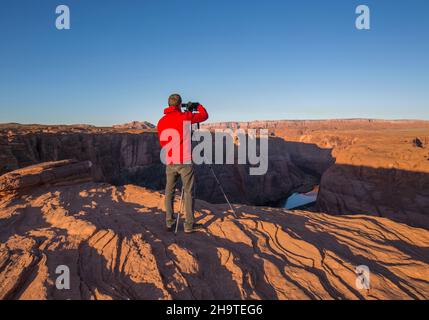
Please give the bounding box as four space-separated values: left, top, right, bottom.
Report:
157 94 209 233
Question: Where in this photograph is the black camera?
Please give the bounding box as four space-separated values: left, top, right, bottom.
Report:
181 102 200 112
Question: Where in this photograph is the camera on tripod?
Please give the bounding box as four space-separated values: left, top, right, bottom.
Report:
181 102 200 112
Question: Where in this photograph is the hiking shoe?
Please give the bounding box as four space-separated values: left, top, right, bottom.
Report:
166 221 176 232
166 216 176 232
184 223 205 234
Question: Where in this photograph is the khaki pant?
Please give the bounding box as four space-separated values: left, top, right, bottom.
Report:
165 164 195 230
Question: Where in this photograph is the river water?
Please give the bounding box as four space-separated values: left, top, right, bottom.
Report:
283 186 319 209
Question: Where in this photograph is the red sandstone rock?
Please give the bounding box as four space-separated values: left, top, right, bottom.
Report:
0 160 93 195
205 120 429 228
0 181 428 300
113 121 155 130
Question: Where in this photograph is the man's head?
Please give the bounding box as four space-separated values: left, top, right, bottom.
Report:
168 94 182 107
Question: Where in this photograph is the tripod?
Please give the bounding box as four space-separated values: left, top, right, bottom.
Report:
174 123 238 234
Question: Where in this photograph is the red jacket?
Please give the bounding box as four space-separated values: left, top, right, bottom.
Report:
157 105 209 164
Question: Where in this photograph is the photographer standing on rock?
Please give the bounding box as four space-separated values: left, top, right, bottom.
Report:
157 94 209 233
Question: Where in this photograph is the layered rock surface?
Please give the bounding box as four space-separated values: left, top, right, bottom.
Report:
205 120 429 228
0 126 164 188
112 121 155 130
0 160 92 196
289 123 429 228
0 162 428 300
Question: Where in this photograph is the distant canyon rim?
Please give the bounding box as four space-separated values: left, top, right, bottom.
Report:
1 119 429 229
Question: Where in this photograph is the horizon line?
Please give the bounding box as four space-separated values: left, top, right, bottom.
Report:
1 117 429 128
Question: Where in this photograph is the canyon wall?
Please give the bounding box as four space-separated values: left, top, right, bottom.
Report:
206 120 429 228
317 164 429 228
193 137 333 205
0 126 332 206
2 120 429 228
0 130 163 189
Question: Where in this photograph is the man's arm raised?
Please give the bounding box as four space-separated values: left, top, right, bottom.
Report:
185 105 209 124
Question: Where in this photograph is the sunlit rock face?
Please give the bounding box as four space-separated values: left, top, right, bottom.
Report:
205 119 429 228
0 162 428 300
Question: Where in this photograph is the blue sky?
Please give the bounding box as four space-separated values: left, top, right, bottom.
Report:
0 0 428 125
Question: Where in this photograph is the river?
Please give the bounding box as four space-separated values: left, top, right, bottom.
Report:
283 186 319 209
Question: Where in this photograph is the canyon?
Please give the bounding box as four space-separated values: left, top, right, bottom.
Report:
0 120 428 299
204 119 429 228
2 120 428 228
0 123 332 207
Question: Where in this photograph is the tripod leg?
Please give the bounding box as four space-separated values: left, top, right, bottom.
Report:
175 187 184 234
209 166 238 218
